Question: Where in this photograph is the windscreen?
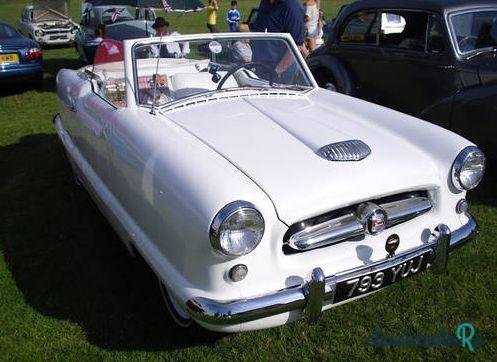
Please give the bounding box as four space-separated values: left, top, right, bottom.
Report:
450 10 497 53
132 35 314 107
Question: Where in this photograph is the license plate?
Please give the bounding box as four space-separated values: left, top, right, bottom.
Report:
334 251 432 303
0 53 19 64
50 35 67 40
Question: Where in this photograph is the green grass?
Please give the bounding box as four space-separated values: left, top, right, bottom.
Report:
0 0 496 360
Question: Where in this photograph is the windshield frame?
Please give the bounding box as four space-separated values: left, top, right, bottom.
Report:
129 32 318 110
447 7 497 58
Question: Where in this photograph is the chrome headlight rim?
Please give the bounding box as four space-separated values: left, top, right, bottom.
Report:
210 201 265 257
451 146 486 191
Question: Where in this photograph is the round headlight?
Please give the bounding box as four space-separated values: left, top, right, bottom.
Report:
34 29 44 37
210 201 265 257
451 146 486 191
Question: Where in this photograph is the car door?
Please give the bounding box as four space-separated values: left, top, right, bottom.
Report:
374 10 459 127
69 42 128 189
329 9 383 102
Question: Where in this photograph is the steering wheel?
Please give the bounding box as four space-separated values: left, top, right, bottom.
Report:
217 62 277 90
458 35 478 51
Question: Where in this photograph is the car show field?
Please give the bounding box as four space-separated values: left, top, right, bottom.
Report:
0 0 496 360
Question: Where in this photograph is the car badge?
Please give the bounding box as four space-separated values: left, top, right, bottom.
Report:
357 202 387 235
385 234 400 256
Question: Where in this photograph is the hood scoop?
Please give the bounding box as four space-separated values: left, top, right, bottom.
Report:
317 140 371 161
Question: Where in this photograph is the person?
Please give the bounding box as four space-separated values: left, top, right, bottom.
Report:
227 1 241 32
89 26 104 46
150 17 190 58
315 9 324 48
231 23 252 63
253 0 308 79
207 0 219 33
97 23 106 39
304 0 319 51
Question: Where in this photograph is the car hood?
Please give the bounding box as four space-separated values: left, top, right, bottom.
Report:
164 90 445 225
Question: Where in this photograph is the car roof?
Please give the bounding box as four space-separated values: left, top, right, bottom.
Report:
345 0 497 13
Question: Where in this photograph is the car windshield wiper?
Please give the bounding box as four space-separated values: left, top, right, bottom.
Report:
466 47 497 60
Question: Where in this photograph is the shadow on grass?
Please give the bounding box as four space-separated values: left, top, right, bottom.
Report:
0 133 224 351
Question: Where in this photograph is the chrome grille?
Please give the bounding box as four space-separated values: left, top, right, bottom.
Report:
317 140 371 161
284 192 432 253
44 29 71 35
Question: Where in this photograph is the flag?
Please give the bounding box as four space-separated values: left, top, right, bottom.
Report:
161 0 173 12
111 8 124 22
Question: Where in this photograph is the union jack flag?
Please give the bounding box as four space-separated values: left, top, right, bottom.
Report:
161 0 173 13
111 8 124 23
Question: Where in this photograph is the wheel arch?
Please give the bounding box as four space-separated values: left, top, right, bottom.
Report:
307 54 354 96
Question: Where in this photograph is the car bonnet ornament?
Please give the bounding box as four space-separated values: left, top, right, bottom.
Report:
357 202 387 235
317 140 371 161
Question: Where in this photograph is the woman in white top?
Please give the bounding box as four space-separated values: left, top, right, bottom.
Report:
305 0 320 51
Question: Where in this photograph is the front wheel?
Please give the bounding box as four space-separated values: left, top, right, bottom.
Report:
158 279 193 328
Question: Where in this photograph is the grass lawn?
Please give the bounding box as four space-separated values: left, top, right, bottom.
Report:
0 0 495 360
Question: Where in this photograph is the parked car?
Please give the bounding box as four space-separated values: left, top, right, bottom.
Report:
246 6 335 45
308 0 497 158
74 5 156 64
55 32 484 332
0 20 43 88
18 0 79 46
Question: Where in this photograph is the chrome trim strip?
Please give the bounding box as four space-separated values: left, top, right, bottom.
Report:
285 195 432 252
287 213 363 251
382 196 432 227
186 215 477 326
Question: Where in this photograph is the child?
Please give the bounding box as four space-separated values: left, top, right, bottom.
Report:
206 0 219 33
226 1 241 32
304 0 320 51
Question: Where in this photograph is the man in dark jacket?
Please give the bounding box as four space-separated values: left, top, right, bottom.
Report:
253 0 308 78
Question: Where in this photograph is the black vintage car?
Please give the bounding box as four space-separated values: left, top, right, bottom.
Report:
75 5 156 64
308 0 497 156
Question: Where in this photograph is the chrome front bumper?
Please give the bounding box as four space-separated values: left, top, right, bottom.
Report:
186 215 477 327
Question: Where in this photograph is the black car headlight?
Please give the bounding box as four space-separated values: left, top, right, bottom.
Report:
210 201 265 257
451 146 486 191
34 29 44 37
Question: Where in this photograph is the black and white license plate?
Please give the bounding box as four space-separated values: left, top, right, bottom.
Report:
334 251 432 304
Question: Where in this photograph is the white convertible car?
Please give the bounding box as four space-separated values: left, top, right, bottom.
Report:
55 33 485 332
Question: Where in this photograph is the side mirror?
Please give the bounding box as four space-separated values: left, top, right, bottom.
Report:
325 82 336 92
